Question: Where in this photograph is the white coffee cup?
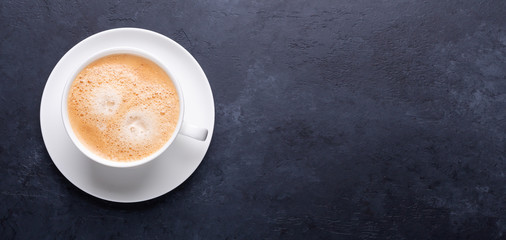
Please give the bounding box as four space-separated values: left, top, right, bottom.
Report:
61 47 208 168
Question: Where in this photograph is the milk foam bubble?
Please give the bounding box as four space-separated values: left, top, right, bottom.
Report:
91 85 121 115
121 109 154 142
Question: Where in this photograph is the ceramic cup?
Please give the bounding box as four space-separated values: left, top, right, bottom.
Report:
61 47 208 168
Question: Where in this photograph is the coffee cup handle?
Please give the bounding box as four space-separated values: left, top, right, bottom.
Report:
179 122 208 141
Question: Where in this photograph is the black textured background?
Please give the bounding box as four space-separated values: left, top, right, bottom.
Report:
1 1 506 239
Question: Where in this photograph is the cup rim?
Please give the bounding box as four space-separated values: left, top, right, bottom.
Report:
61 47 185 168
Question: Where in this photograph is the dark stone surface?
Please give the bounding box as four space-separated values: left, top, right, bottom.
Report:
1 0 505 239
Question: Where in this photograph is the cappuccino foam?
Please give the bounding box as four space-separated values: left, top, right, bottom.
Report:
67 54 180 162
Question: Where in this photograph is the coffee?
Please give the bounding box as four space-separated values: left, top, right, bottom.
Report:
67 54 180 162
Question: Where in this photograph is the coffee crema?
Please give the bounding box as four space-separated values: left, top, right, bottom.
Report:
67 54 180 162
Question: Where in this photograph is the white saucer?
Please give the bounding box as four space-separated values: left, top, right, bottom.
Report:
40 28 215 203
